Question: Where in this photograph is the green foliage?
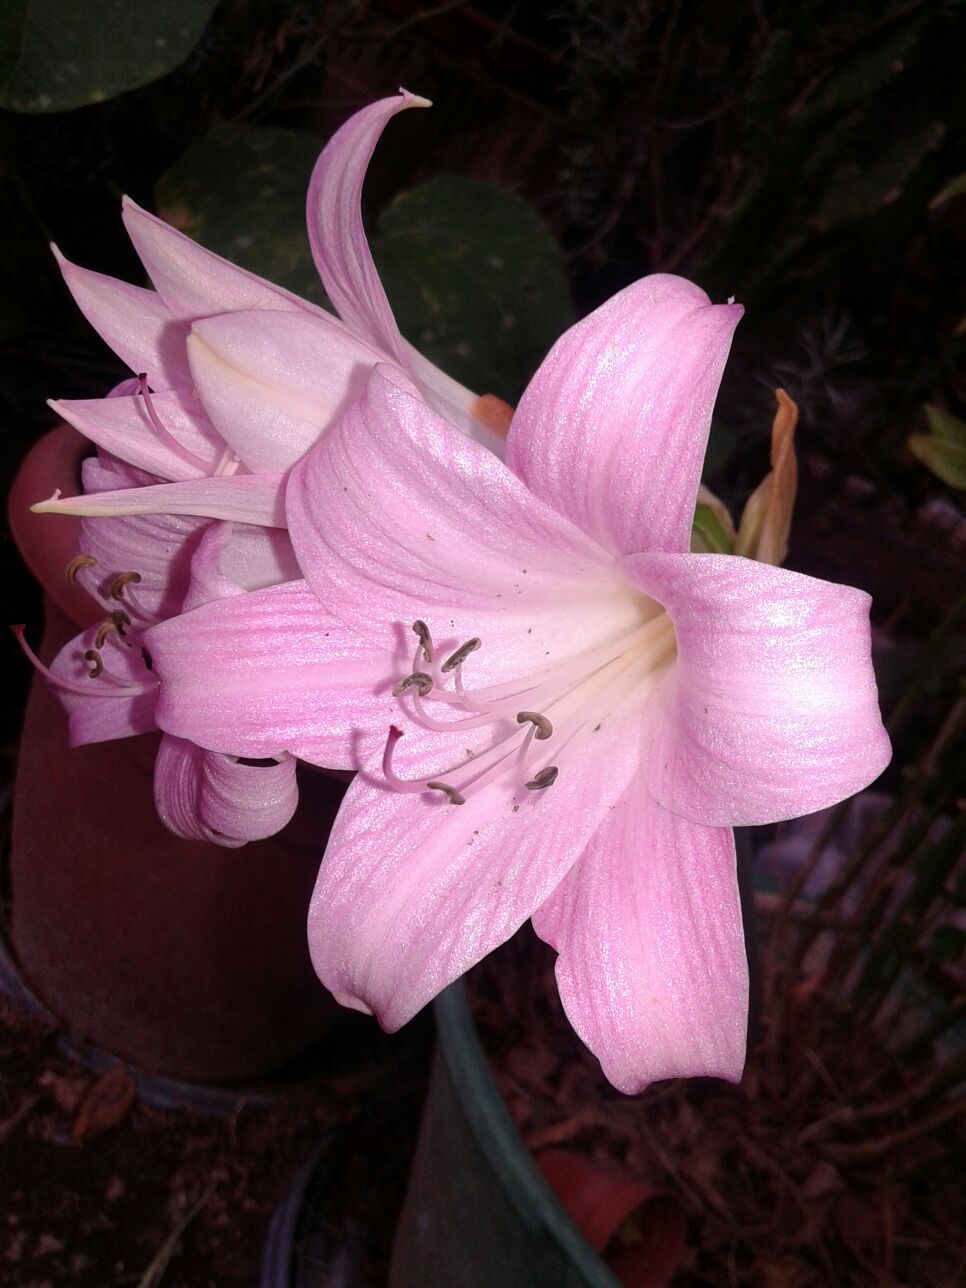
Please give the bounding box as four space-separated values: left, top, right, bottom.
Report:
908 406 966 490
372 175 572 401
156 124 329 306
690 502 735 555
0 0 219 112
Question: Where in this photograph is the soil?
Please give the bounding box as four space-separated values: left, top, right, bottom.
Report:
0 984 430 1288
468 928 966 1288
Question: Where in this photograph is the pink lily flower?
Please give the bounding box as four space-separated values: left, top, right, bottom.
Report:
33 90 503 537
145 274 891 1090
21 91 500 846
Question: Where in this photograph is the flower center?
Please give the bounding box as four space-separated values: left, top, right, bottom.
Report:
382 605 675 806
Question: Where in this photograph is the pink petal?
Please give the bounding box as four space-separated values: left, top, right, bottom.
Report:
506 275 742 555
306 90 429 362
77 455 209 619
153 734 299 848
147 579 395 768
533 785 747 1092
307 710 644 1029
287 365 639 690
48 625 158 745
50 389 222 481
52 245 190 389
122 196 321 322
33 471 285 527
624 552 892 827
187 310 383 472
181 521 300 611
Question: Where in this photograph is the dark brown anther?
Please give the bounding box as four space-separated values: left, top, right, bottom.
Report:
109 571 142 601
392 671 433 698
412 620 433 663
65 554 98 584
94 619 118 649
110 610 131 636
426 780 466 805
516 711 554 741
83 648 104 678
441 637 481 673
141 647 154 672
525 766 559 791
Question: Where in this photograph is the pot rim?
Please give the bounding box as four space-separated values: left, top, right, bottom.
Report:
433 977 622 1287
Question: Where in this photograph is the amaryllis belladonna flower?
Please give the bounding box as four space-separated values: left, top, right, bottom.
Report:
145 275 891 1090
20 91 506 846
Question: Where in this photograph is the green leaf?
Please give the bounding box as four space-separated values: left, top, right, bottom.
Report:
155 125 328 306
908 406 966 489
372 175 572 401
924 404 966 446
690 503 735 555
907 433 966 490
0 0 219 113
930 171 966 208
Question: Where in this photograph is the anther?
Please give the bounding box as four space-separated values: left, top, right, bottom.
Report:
516 710 554 741
441 637 481 673
392 671 433 697
65 554 98 584
141 646 154 672
94 619 118 649
109 571 142 601
83 648 104 678
426 780 466 805
111 609 131 635
412 620 433 663
526 766 559 791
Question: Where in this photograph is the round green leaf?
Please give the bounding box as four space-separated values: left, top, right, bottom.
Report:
155 125 327 306
372 175 572 401
0 0 219 113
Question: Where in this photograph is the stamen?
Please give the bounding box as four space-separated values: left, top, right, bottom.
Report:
109 571 142 601
141 646 153 671
412 620 434 664
441 637 481 673
137 374 212 474
93 619 118 649
516 710 553 741
83 648 104 678
12 626 155 699
392 671 433 697
425 781 466 805
111 609 131 635
526 766 559 791
65 554 98 584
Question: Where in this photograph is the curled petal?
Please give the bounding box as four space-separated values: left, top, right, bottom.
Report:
122 196 319 322
507 275 742 555
306 90 428 362
307 710 643 1030
33 472 285 528
52 246 190 389
624 552 892 827
533 786 747 1093
187 310 383 472
153 734 299 847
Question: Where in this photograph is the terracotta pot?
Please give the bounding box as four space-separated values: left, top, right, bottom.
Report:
7 428 343 1081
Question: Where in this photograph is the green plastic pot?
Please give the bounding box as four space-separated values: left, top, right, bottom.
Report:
390 978 621 1288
